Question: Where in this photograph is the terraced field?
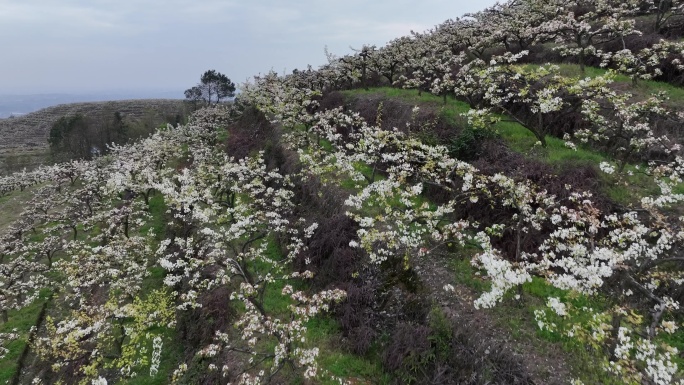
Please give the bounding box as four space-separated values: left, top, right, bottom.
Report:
0 99 188 173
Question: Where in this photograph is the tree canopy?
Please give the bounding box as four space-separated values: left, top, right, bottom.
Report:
184 70 236 106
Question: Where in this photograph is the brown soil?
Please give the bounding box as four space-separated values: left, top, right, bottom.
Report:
414 250 574 385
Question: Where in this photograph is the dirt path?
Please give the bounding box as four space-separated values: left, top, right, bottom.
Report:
414 250 574 385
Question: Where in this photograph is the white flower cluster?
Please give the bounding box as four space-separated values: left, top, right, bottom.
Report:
547 297 568 316
599 161 616 175
150 336 163 376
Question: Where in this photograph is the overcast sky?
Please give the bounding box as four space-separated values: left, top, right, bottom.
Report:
0 0 497 95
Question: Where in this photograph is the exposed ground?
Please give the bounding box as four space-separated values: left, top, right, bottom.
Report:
416 250 573 385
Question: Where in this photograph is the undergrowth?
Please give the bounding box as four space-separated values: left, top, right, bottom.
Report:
447 253 625 384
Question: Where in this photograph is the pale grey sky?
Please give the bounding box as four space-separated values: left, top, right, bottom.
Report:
0 0 497 95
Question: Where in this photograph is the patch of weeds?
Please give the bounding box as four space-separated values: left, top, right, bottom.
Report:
448 126 498 161
449 254 490 293
657 327 684 369
216 127 229 143
141 194 168 240
118 329 183 385
0 292 51 384
319 351 390 384
427 307 452 361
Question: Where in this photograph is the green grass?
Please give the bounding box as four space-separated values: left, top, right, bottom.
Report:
638 77 684 103
0 291 51 384
117 325 182 385
449 254 490 293
537 63 684 105
262 277 296 316
318 137 334 152
545 63 629 82
439 100 471 122
342 87 471 135
658 327 684 369
599 165 662 205
140 266 167 294
345 87 446 104
0 186 36 233
305 317 390 385
141 194 167 240
216 126 229 143
241 237 390 384
319 351 390 384
490 111 608 167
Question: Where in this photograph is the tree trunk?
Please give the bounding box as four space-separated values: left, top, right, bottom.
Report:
536 112 547 147
124 215 129 238
577 34 586 73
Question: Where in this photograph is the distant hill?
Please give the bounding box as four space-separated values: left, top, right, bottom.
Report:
0 99 188 154
0 92 183 118
0 99 189 174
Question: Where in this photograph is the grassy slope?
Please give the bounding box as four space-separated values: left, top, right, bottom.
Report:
0 187 38 234
0 295 50 384
0 188 44 383
3 65 683 383
342 73 684 383
343 80 682 206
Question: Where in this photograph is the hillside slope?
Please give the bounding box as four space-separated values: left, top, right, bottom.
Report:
2 0 684 384
0 99 187 154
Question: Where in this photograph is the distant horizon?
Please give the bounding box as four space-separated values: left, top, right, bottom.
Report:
0 90 186 118
0 89 185 97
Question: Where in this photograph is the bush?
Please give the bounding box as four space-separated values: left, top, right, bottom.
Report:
448 127 497 161
224 106 274 159
383 322 433 384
